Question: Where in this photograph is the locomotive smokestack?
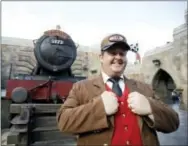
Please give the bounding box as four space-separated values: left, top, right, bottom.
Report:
56 25 61 30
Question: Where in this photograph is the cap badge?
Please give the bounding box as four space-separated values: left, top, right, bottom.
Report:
108 34 125 42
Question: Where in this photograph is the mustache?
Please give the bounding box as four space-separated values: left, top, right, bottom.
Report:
111 59 124 64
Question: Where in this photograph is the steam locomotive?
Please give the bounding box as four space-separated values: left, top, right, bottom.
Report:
3 29 86 146
6 29 86 104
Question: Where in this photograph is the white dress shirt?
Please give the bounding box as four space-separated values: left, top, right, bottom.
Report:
101 71 125 93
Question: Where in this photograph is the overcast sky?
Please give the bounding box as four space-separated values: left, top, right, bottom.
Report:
2 1 187 62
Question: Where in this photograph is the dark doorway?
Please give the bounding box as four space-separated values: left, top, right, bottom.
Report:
152 69 176 102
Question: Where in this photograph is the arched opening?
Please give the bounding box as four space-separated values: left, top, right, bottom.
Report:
152 69 176 102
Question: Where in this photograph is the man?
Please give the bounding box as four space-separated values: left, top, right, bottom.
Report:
57 33 179 146
171 89 180 104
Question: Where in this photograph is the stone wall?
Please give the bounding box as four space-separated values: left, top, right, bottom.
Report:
87 52 101 77
1 43 35 88
125 9 187 107
172 15 188 107
124 64 145 82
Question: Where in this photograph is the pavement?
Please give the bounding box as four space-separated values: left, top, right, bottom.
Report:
157 103 188 145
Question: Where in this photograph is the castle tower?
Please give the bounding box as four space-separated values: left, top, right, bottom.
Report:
185 9 187 24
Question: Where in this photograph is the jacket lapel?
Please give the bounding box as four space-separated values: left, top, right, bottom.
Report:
124 76 137 92
92 74 106 96
92 74 116 127
124 76 143 131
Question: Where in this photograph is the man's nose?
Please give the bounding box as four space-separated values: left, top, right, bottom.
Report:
114 53 122 59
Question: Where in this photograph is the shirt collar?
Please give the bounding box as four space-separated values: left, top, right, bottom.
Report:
101 71 124 84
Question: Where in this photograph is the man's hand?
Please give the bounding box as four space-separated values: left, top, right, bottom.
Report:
101 91 119 115
127 92 152 115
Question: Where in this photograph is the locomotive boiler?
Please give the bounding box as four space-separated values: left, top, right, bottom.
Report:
6 29 86 104
3 29 86 146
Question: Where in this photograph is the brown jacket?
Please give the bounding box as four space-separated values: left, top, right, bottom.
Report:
56 75 179 146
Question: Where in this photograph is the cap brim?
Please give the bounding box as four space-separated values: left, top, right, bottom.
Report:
101 41 130 51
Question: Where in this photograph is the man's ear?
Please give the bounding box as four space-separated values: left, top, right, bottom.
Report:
99 53 103 63
125 56 128 66
125 56 128 63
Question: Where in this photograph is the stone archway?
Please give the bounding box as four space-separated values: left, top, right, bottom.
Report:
152 69 176 101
